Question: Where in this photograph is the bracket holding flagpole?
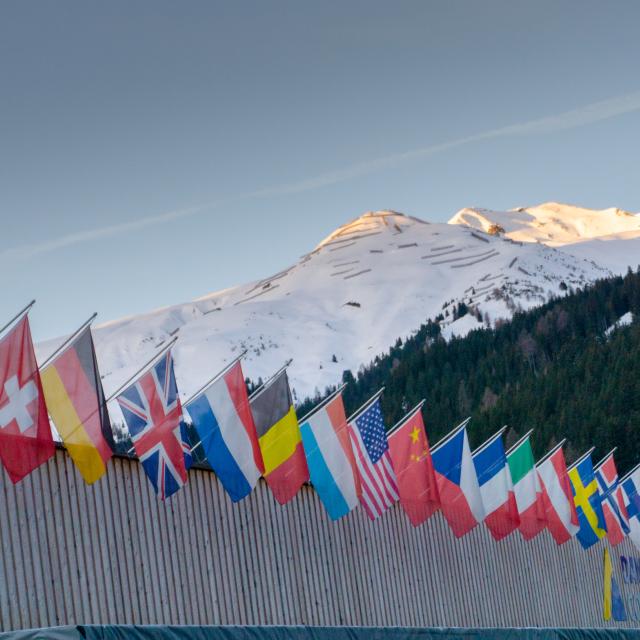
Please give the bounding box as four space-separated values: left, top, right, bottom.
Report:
39 312 98 370
0 300 36 338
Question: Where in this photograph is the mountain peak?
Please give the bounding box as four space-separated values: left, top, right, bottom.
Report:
449 201 640 247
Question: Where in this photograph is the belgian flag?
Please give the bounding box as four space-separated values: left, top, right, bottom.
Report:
250 369 309 504
41 326 115 484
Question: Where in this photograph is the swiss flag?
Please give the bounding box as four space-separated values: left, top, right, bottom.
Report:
0 315 54 483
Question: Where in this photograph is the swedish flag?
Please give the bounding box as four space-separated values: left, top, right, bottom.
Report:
569 450 607 549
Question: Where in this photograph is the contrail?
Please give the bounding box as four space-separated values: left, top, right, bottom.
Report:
3 90 640 261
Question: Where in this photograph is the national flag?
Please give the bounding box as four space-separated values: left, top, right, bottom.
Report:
595 452 630 546
348 396 398 520
250 369 308 505
536 442 579 545
473 429 519 540
0 315 55 483
117 348 188 500
621 466 640 551
507 432 546 540
431 421 484 538
604 548 627 621
41 325 115 484
568 450 607 549
387 403 439 527
185 360 264 502
300 389 361 520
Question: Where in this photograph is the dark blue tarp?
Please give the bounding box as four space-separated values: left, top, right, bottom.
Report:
3 627 640 640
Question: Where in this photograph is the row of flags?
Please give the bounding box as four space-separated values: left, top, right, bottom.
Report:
2 304 640 553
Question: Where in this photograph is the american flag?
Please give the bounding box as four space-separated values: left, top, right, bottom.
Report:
348 398 398 520
117 349 189 500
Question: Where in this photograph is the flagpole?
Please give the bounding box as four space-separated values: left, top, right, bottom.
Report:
105 336 178 404
297 383 348 425
39 313 98 370
505 428 534 456
182 350 248 407
535 438 567 467
619 461 640 484
567 446 596 471
472 425 508 455
0 300 36 337
430 416 471 452
594 447 618 471
386 399 426 437
247 358 293 402
346 387 385 424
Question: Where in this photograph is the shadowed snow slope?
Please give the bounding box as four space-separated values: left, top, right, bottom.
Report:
37 205 637 418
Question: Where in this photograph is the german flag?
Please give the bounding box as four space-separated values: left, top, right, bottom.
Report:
41 326 115 484
250 369 308 504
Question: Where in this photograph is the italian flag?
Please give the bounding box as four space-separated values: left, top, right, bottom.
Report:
507 433 546 540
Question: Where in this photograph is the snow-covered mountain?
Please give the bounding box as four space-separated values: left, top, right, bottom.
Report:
37 203 640 417
449 202 640 274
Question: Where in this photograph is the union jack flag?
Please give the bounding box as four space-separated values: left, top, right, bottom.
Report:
117 349 189 500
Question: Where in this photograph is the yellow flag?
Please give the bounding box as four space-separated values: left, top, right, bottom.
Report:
604 548 612 621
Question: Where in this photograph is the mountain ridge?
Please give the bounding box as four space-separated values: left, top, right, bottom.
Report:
36 202 640 423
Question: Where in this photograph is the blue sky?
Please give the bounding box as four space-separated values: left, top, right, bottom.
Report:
1 1 639 340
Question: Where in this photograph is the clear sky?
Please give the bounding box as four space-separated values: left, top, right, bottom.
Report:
1 1 639 340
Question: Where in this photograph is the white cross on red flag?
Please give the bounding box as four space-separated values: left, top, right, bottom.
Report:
0 315 54 483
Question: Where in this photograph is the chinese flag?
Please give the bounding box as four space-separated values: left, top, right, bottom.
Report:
387 407 440 526
0 315 54 483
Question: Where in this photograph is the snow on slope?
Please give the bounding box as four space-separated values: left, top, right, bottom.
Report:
38 209 615 423
449 202 640 273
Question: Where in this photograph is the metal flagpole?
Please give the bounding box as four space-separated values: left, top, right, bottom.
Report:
567 446 596 471
594 447 618 471
297 383 348 425
386 399 426 437
430 416 472 452
472 425 509 455
346 387 385 424
105 336 178 404
247 358 293 402
0 300 36 337
619 461 640 484
505 428 535 456
182 350 248 408
535 438 567 468
39 313 98 370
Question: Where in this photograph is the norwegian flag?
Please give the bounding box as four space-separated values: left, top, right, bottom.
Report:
117 349 188 500
348 397 398 520
596 452 630 546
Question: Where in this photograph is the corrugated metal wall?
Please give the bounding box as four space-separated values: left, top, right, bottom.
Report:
0 450 637 631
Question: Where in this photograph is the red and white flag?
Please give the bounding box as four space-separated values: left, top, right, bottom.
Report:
536 442 579 545
0 315 54 483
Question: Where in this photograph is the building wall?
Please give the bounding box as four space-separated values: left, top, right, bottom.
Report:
0 450 637 631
